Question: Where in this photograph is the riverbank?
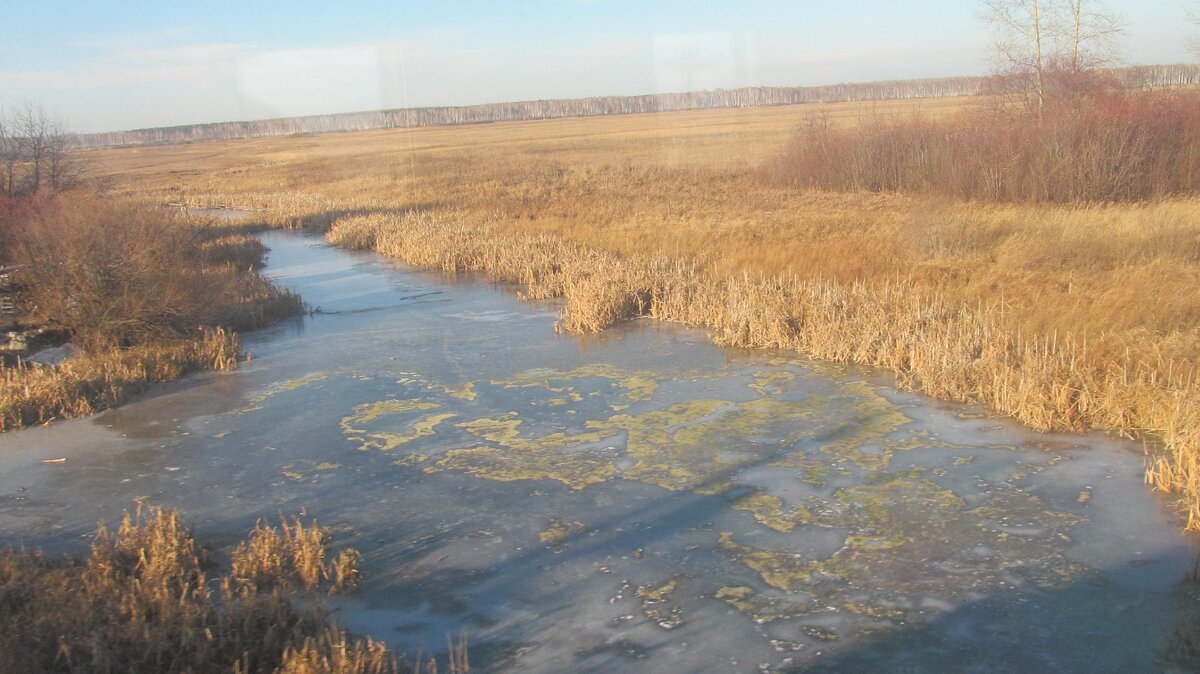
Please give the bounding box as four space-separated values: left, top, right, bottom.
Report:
325 209 1200 532
0 196 303 430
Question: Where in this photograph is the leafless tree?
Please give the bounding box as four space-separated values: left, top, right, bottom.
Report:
0 113 17 196
981 0 1125 115
2 103 84 195
13 103 54 194
981 0 1058 115
1064 0 1126 72
1189 2 1200 60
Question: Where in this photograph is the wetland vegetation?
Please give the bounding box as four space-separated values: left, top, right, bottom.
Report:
0 226 1195 671
0 196 302 430
3 8 1200 669
0 505 403 674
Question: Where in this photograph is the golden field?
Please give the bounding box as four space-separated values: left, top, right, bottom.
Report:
90 95 1200 528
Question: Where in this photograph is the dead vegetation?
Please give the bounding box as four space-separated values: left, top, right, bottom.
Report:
765 88 1200 203
0 327 239 430
328 210 1200 528
0 195 303 430
0 505 417 674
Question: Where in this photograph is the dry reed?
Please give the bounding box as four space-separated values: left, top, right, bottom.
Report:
0 196 305 430
0 504 428 674
0 328 240 430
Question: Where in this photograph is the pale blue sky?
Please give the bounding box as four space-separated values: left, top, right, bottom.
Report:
0 1 1194 133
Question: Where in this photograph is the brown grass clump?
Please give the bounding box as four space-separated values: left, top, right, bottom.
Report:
8 196 302 347
0 504 418 674
232 516 363 593
0 328 240 430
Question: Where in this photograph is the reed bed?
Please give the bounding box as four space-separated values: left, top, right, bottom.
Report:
0 505 417 674
0 328 240 430
330 210 1200 529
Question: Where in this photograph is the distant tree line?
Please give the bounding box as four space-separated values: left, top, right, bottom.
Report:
0 103 84 195
75 64 1200 149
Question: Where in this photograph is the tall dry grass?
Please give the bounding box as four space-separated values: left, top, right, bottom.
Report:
8 197 304 348
0 195 304 430
0 328 240 430
0 505 415 674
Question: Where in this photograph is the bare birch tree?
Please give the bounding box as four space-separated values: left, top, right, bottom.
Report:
1064 0 1126 72
4 104 84 195
14 103 54 194
981 0 1125 114
981 0 1058 115
0 113 16 196
1190 2 1200 60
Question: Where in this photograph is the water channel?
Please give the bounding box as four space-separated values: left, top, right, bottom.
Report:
0 231 1196 672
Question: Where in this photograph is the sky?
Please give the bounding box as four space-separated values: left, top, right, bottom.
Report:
0 1 1195 133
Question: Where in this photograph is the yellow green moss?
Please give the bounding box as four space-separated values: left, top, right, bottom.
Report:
749 370 797 397
718 532 828 592
714 586 757 613
429 415 617 490
246 373 329 408
731 491 812 533
539 518 586 549
340 399 456 452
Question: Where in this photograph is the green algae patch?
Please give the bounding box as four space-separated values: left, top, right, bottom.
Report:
392 454 428 467
730 491 813 533
246 373 329 407
713 585 813 624
814 381 913 471
636 574 686 629
718 532 828 592
749 370 797 397
436 382 477 401
714 586 757 613
539 517 586 551
239 373 330 413
494 365 660 407
340 399 457 452
603 396 824 494
718 470 1090 630
429 415 618 490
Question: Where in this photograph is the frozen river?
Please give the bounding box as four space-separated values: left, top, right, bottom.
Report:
0 230 1195 672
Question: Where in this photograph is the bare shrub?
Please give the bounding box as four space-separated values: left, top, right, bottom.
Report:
764 89 1200 203
10 197 299 348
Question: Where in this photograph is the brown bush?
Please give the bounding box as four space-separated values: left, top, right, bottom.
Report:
9 196 301 349
765 89 1200 203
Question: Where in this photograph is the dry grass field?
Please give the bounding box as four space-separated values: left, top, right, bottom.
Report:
91 95 1200 529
